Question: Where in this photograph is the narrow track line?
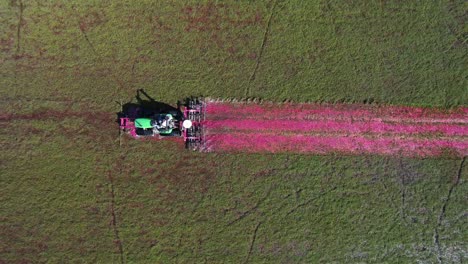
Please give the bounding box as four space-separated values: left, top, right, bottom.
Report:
244 222 261 264
107 171 125 264
71 7 126 93
246 0 278 97
433 157 466 263
15 0 24 55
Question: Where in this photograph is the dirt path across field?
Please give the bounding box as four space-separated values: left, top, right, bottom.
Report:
204 100 468 157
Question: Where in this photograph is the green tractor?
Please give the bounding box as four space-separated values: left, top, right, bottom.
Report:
119 90 205 150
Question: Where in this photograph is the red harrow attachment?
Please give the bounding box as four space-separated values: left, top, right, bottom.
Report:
182 98 206 150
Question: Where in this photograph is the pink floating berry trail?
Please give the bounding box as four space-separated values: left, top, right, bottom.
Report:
202 100 468 157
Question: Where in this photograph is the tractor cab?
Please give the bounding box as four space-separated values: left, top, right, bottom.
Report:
134 114 179 137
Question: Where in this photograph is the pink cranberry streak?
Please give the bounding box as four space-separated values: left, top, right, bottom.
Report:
204 119 467 137
203 101 468 157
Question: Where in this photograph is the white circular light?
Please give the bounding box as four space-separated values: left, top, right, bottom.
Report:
182 120 193 129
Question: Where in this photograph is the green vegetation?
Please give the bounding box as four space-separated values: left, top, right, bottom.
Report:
1 0 466 263
1 0 466 107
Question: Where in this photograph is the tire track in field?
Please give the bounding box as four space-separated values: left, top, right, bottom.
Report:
2 108 127 262
71 6 126 94
15 0 24 55
203 101 468 157
107 170 125 264
246 0 278 97
433 156 466 263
